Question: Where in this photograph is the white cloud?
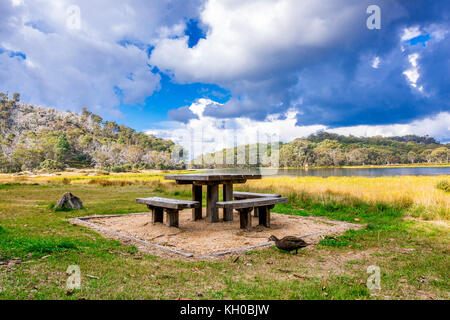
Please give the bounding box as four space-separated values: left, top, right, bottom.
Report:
148 99 450 157
150 0 369 83
0 0 198 116
401 26 422 41
403 53 421 89
329 112 450 141
371 56 381 69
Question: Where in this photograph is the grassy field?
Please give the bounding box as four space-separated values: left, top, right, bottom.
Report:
0 172 449 300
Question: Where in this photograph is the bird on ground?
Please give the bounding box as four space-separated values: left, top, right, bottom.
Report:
268 235 309 254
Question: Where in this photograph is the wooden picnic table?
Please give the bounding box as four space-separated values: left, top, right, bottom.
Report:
164 173 262 223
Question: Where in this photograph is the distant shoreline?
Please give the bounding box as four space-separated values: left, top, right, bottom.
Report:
197 163 450 170
280 163 450 169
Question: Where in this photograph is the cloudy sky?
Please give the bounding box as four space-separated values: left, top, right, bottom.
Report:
1 0 449 152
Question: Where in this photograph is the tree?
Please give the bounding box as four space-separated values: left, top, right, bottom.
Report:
407 151 417 164
54 134 71 164
430 147 449 163
123 146 144 168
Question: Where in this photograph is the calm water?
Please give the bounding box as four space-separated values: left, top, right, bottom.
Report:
206 167 450 177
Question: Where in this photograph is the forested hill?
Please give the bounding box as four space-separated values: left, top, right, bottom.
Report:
194 132 449 168
0 92 178 172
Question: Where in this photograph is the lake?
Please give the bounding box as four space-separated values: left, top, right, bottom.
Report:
207 166 450 177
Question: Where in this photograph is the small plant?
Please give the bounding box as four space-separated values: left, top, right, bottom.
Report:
435 180 450 192
319 235 350 248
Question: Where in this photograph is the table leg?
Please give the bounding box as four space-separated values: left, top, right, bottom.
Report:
148 205 163 224
192 185 202 221
207 184 219 222
223 182 233 221
165 209 179 228
258 206 270 227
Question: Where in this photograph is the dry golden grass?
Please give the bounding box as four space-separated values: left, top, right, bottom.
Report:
243 176 450 220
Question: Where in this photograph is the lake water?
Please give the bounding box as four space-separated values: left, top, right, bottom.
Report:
206 167 450 177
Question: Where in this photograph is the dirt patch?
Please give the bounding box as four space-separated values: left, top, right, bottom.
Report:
71 209 361 259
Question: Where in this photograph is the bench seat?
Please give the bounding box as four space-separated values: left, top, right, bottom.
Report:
233 191 282 199
233 192 282 217
216 197 287 231
136 197 200 228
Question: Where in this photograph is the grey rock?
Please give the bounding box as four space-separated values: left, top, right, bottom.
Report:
55 192 83 210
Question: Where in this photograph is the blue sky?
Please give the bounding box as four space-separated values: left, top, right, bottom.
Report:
0 0 449 146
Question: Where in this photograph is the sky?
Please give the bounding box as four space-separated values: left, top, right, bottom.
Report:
1 0 449 153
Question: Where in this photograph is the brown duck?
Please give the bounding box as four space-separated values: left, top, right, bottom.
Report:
268 235 309 254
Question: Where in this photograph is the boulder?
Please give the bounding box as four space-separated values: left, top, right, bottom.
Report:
55 192 83 210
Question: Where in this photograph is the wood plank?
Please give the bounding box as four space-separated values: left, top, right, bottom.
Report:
191 179 247 186
206 184 219 222
165 173 262 182
238 208 252 231
223 182 233 221
136 197 200 210
258 206 270 227
216 197 288 209
254 206 260 217
151 206 164 224
165 209 179 228
233 191 281 199
192 185 203 221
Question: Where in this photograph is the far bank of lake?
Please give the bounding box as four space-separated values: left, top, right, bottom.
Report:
207 166 450 177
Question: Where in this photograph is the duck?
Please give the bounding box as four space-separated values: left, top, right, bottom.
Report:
268 235 309 254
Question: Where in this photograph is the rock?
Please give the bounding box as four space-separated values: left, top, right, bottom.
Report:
55 192 83 210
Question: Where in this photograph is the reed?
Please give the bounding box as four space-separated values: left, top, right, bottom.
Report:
242 175 449 220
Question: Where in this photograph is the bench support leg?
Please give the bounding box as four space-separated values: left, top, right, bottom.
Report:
258 206 270 227
148 206 164 224
207 184 219 223
238 208 253 231
192 185 203 221
223 183 233 221
254 207 260 217
165 209 179 228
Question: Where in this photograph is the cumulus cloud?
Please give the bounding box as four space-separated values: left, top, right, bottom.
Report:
0 0 202 115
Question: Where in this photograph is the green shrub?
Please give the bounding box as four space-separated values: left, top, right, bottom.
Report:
435 180 450 192
39 159 64 171
61 178 71 185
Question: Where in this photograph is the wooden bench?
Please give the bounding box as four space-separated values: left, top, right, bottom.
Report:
233 192 281 217
216 197 288 231
136 197 200 228
233 191 282 199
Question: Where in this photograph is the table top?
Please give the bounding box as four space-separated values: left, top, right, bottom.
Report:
164 173 262 182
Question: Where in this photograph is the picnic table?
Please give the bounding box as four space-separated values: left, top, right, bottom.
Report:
164 173 262 223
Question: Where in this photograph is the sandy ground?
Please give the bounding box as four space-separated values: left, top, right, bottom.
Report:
72 208 361 258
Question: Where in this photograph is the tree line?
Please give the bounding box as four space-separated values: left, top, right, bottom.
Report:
192 132 449 168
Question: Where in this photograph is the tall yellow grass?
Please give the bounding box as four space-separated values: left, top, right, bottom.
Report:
243 176 450 220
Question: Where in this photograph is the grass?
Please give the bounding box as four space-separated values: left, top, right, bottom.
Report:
0 172 448 300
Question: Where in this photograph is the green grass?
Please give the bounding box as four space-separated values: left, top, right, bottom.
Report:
0 181 448 300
